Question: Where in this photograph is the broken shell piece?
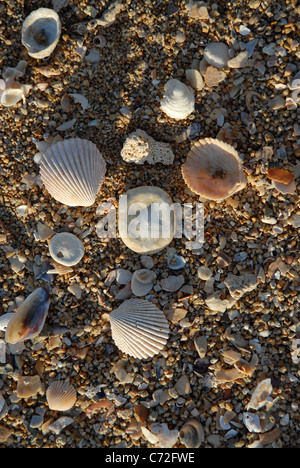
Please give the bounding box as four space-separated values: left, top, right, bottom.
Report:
17 375 42 399
203 42 229 69
214 367 245 382
222 349 241 365
204 66 226 87
227 51 249 68
160 275 184 292
216 251 232 268
243 412 261 433
205 291 237 313
247 378 273 410
46 380 77 411
0 88 24 107
182 138 247 201
120 129 175 165
131 269 157 296
160 79 195 120
39 138 106 207
93 34 106 48
224 273 258 300
49 232 84 266
22 8 61 59
267 168 295 185
5 288 50 345
69 93 89 114
179 420 204 448
148 423 179 448
272 179 296 194
234 353 258 376
118 186 175 254
109 299 170 359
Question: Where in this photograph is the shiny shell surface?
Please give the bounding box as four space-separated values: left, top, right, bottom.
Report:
109 299 170 359
46 380 77 411
5 287 50 344
39 138 106 206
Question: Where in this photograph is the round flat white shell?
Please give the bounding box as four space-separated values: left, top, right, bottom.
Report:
49 232 84 266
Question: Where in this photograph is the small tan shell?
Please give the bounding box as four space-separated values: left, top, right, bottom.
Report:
46 380 77 411
182 137 247 201
109 299 170 359
179 420 204 448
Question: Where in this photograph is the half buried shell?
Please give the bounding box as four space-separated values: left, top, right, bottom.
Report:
109 299 170 359
5 287 50 344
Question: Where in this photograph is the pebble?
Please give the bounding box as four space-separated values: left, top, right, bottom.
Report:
174 375 191 396
268 96 285 110
140 255 154 269
194 335 207 358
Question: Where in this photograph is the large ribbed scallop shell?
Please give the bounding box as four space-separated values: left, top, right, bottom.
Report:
46 380 77 411
39 138 106 206
160 79 195 120
182 137 247 201
109 299 170 359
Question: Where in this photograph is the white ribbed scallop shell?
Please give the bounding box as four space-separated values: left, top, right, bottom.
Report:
39 138 106 206
160 79 195 120
46 380 77 411
109 299 170 359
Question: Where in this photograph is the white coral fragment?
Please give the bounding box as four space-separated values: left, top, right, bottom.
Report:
121 129 175 165
0 60 30 107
